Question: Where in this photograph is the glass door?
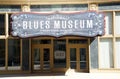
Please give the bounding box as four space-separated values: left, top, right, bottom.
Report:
43 48 50 71
69 46 88 72
79 47 88 72
32 45 51 72
70 48 77 69
33 47 41 71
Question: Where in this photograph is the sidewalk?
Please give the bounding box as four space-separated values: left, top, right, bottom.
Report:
0 72 120 79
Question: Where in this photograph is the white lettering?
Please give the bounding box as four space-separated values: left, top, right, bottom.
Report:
23 21 28 29
40 21 44 29
22 20 93 30
87 20 93 28
28 21 32 29
54 21 60 29
45 21 50 29
79 20 85 28
68 20 73 28
33 21 38 29
74 20 78 28
62 21 67 29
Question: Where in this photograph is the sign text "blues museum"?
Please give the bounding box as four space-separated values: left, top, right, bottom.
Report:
22 20 93 30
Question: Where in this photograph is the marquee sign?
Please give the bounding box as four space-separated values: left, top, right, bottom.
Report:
11 11 105 38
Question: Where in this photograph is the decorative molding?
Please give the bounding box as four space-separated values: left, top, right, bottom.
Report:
89 4 98 11
21 5 30 12
0 0 120 5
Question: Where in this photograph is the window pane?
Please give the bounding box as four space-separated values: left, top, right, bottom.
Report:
115 38 120 68
80 48 86 61
8 39 20 70
0 40 5 70
31 4 88 12
51 5 62 11
22 39 29 70
104 12 113 35
90 38 98 69
0 14 5 35
0 5 21 12
32 39 51 44
8 14 11 35
31 5 52 12
99 3 120 10
80 48 87 69
43 48 50 70
54 40 66 68
99 38 113 68
33 48 40 70
62 4 88 11
69 39 87 44
115 12 120 34
70 48 76 69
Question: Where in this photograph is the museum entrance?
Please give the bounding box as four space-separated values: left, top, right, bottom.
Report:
68 41 88 72
32 38 53 72
31 37 89 73
32 45 52 72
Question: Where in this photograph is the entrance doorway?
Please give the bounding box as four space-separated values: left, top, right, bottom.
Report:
68 45 88 72
32 44 52 72
31 37 89 73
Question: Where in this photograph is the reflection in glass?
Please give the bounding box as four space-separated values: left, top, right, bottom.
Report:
115 38 120 68
99 3 120 10
8 39 20 70
80 48 86 61
43 48 50 70
31 4 88 12
104 12 113 35
51 5 62 11
70 48 76 69
8 14 11 35
80 62 86 69
69 39 87 44
0 40 5 70
32 39 51 44
31 5 52 12
22 39 29 70
115 12 120 34
54 40 66 68
99 38 113 68
62 4 88 11
34 48 40 70
80 48 87 69
0 14 5 35
0 5 21 12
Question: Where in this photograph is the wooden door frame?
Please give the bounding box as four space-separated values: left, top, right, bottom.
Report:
68 44 88 72
32 44 52 72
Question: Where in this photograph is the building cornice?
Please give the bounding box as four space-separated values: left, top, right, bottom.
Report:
0 0 120 5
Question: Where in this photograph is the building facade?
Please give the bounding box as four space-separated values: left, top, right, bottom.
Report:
0 0 120 74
